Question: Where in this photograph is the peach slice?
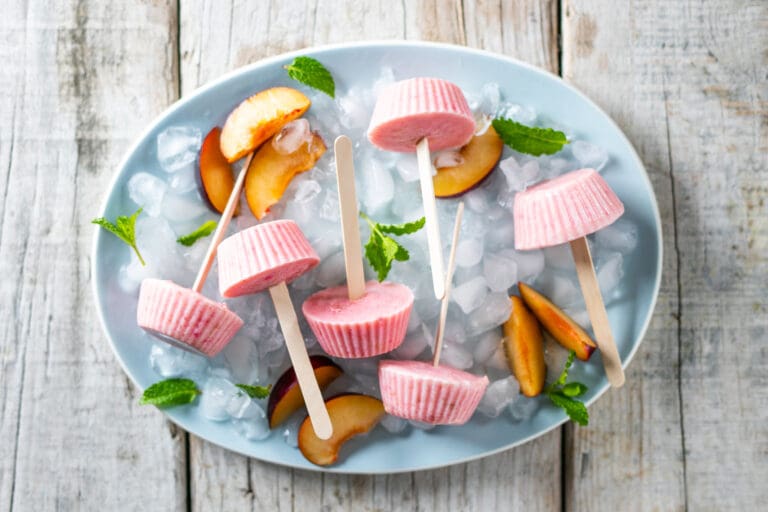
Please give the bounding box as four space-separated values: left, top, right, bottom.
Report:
244 130 326 219
267 355 342 429
298 394 385 466
219 87 311 162
518 282 597 361
199 127 238 215
433 126 504 198
503 296 546 396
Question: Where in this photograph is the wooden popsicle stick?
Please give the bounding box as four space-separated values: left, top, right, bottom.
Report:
192 152 253 293
432 202 464 367
269 282 334 439
333 136 366 301
569 236 626 387
416 137 446 300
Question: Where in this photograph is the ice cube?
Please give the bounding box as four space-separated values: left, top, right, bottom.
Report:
167 164 198 194
439 342 473 370
544 244 573 269
539 274 581 307
464 188 489 213
338 89 373 130
232 404 270 441
149 343 209 378
455 238 484 268
157 126 201 173
477 376 520 417
282 413 304 447
394 154 420 183
452 276 490 314
293 179 322 203
132 216 188 284
485 345 509 370
508 396 539 422
595 219 639 254
483 252 518 293
442 318 467 345
467 293 512 335
391 325 431 360
433 150 464 168
544 337 573 383
272 119 312 155
478 82 501 116
507 249 545 280
571 140 608 171
597 252 624 298
361 161 394 214
128 172 168 217
226 392 263 420
380 414 408 434
483 217 516 251
257 317 284 357
318 188 341 222
407 308 422 333
500 157 540 192
200 377 240 421
472 329 503 364
162 192 210 223
501 103 537 125
409 420 435 431
314 251 346 288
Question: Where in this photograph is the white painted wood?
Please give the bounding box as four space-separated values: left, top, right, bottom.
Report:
180 1 563 511
563 0 768 509
0 0 186 510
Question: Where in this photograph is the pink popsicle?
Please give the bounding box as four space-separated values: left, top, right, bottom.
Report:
302 281 413 358
137 279 243 357
217 220 320 298
513 168 625 250
378 360 489 425
368 78 475 152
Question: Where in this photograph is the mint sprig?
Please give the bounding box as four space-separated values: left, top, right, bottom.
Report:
545 351 589 426
139 378 200 408
361 213 425 281
177 220 217 247
92 207 145 265
284 56 335 98
236 383 271 399
492 118 568 156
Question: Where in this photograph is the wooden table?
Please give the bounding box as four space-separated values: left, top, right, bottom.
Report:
1 1 765 510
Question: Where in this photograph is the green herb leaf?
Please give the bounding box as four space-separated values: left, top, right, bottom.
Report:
492 118 568 156
377 217 426 236
284 56 335 98
140 378 200 408
236 383 272 399
545 350 589 425
549 391 589 426
562 382 588 397
177 220 217 247
361 212 425 281
92 207 146 265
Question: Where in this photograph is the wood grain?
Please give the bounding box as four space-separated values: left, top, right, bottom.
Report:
563 0 768 510
179 1 561 511
0 1 187 510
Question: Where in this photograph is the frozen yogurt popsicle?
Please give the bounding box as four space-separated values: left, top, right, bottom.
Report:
368 78 475 300
137 279 243 357
302 136 412 358
513 168 626 387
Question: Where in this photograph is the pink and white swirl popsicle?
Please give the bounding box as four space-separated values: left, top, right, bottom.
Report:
302 135 413 358
514 168 626 387
368 78 475 300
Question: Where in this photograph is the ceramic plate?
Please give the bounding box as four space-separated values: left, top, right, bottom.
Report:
92 41 662 473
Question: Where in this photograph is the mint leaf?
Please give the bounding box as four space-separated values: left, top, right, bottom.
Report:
545 350 589 425
177 220 217 246
492 118 568 156
140 378 200 408
377 217 426 236
92 207 146 265
236 384 271 399
284 56 335 98
361 212 424 281
549 392 589 426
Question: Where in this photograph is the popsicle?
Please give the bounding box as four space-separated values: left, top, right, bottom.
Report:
136 150 252 357
302 136 413 358
216 220 333 439
513 168 626 387
368 77 475 300
378 203 489 425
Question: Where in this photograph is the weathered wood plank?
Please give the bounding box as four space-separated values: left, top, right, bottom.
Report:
563 0 768 510
0 1 186 510
180 1 562 510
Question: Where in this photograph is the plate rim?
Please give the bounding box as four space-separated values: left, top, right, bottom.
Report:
91 40 663 474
